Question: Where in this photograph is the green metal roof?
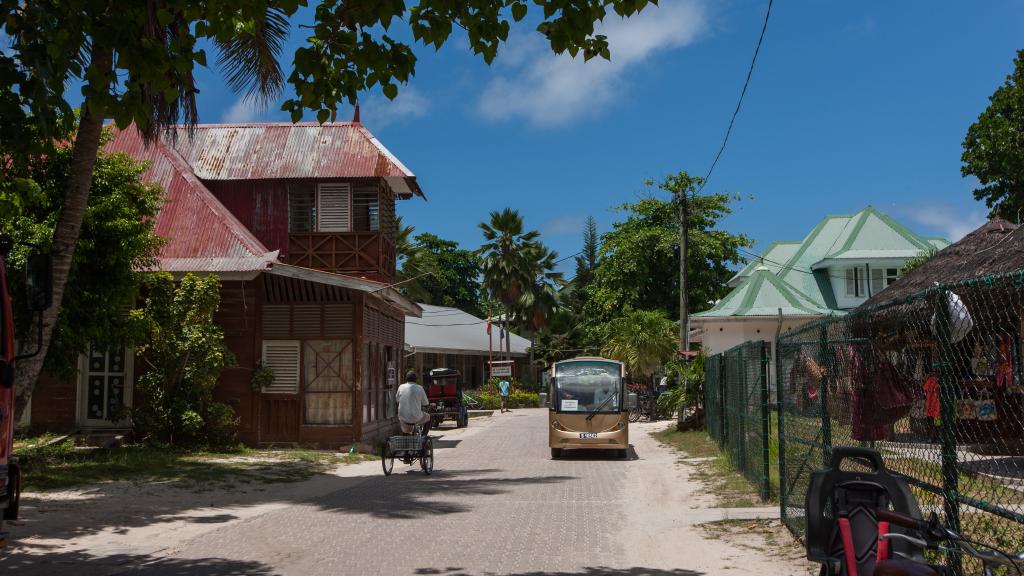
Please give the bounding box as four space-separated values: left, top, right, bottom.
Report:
713 206 946 317
727 241 802 287
694 267 836 318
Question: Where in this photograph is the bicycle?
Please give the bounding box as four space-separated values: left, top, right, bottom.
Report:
874 509 1023 576
381 423 433 476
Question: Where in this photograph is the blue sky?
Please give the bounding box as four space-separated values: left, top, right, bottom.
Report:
75 1 1024 274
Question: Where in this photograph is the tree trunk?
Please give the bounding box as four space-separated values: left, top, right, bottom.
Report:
13 50 111 423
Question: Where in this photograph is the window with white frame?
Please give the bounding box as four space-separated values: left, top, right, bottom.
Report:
82 344 131 422
870 267 900 295
845 267 867 298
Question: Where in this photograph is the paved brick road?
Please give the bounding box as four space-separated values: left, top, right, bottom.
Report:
7 409 814 575
155 410 633 575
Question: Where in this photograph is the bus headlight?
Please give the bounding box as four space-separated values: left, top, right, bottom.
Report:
551 420 566 431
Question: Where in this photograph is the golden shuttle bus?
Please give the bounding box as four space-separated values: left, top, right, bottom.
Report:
540 357 637 459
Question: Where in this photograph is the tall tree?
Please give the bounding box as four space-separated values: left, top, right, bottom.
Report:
401 232 483 317
962 49 1024 220
479 208 538 359
2 0 659 425
518 242 564 332
601 309 677 380
587 176 752 326
573 215 599 289
3 133 163 416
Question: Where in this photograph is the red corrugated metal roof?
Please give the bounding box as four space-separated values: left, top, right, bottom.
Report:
166 123 423 198
105 127 278 273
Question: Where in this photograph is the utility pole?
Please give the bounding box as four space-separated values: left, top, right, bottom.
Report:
679 190 690 352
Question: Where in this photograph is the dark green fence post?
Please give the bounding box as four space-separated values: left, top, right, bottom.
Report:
739 346 747 474
720 355 728 449
760 341 771 501
776 336 788 527
818 323 833 464
935 286 962 574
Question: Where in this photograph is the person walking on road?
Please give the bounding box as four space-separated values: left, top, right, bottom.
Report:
498 378 511 413
397 371 432 436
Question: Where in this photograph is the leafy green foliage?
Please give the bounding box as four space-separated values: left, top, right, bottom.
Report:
899 246 938 276
400 232 484 317
130 274 237 447
1 133 164 380
587 172 752 325
962 49 1024 219
479 208 563 341
465 392 539 410
601 309 677 379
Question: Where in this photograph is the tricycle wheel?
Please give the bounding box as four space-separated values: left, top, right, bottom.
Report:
628 406 641 423
381 441 395 476
420 438 434 475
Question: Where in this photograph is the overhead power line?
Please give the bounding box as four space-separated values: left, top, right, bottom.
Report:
697 0 774 194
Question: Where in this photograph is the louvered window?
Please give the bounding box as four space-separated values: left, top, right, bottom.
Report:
288 184 316 233
352 186 379 231
317 183 351 232
262 340 301 394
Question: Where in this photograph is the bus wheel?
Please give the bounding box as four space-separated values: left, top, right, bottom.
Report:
615 449 628 459
550 448 562 459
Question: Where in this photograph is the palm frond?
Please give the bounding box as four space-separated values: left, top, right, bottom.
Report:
214 7 288 106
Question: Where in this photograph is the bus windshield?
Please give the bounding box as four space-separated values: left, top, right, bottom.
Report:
554 360 622 414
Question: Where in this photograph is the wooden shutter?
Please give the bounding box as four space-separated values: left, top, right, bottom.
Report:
263 305 291 338
870 268 884 295
262 340 301 393
317 183 351 232
324 304 354 336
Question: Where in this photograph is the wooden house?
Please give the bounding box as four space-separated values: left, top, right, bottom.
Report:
28 121 423 448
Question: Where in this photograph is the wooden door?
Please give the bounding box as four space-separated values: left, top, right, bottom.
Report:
260 395 299 444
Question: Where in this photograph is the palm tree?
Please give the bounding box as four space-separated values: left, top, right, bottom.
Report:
518 242 563 332
601 309 677 381
14 5 290 419
479 208 538 361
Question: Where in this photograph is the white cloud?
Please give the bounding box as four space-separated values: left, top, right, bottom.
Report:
540 215 586 237
477 0 707 127
222 97 266 123
360 88 431 130
900 203 987 242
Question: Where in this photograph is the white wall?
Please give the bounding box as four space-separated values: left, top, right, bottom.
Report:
697 317 818 381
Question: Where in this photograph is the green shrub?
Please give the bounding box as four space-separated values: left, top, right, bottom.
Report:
468 392 539 410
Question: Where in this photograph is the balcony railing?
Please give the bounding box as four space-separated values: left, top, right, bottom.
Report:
287 232 395 281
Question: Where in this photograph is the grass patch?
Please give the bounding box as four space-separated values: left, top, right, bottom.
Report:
14 434 377 492
652 426 769 507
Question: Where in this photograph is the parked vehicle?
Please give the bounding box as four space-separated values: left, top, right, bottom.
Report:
540 356 637 459
0 248 53 547
806 447 1023 576
425 368 468 428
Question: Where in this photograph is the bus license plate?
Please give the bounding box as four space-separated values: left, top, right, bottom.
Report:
579 432 598 439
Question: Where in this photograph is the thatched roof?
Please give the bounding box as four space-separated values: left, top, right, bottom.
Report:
860 218 1022 309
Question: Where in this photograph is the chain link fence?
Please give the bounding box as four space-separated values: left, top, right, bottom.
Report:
704 340 773 501
777 272 1024 574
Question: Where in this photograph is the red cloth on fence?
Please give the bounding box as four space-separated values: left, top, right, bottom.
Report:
923 374 940 419
851 350 913 441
